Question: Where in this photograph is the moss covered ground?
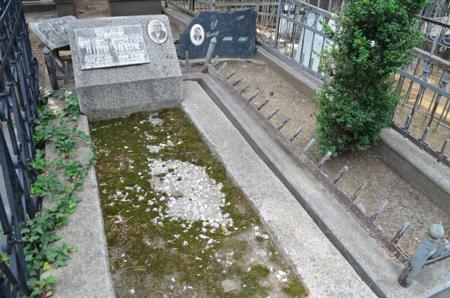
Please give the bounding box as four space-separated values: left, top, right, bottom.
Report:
91 109 307 297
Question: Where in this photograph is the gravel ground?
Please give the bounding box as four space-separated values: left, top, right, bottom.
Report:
217 60 449 258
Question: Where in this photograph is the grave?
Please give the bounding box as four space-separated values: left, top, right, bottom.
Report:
30 15 75 50
177 9 256 59
30 16 76 90
68 15 182 119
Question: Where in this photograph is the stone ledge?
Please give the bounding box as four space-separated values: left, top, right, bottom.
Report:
378 128 450 214
43 115 115 298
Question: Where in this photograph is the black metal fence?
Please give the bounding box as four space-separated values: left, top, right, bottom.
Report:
0 0 40 296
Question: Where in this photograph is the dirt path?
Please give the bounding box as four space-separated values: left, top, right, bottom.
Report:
217 60 449 258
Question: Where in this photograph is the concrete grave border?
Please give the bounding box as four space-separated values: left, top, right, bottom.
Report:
43 115 115 298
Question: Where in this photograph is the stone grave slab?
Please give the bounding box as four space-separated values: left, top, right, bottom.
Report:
177 9 256 59
30 15 76 50
74 25 150 70
68 15 182 120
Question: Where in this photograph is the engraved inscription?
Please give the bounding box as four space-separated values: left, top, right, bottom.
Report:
75 25 150 70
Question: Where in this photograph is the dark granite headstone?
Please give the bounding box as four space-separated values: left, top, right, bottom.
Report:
177 9 256 59
29 16 76 50
74 25 150 70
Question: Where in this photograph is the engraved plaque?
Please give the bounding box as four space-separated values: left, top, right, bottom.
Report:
30 16 76 50
74 25 150 70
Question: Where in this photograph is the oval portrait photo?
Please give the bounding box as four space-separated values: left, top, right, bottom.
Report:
148 20 168 44
190 24 205 46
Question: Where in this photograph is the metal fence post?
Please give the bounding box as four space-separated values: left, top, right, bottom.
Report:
43 47 59 90
273 0 283 48
202 36 217 73
398 224 445 287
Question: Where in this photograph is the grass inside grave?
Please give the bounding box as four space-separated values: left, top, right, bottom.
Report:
91 108 307 297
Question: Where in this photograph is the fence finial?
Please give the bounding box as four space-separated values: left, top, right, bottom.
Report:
398 224 445 287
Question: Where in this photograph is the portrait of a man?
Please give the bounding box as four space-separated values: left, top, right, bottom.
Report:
190 24 205 46
148 20 167 44
193 27 202 41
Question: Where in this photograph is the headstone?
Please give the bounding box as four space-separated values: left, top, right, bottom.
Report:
74 25 150 70
177 9 256 59
29 16 76 50
68 15 182 120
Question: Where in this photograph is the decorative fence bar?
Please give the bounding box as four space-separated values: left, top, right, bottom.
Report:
0 0 40 296
267 0 334 79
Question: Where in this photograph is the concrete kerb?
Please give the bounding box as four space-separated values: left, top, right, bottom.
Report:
377 129 450 214
182 72 450 297
42 115 115 298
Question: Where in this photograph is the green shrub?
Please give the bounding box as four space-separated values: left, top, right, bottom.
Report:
315 0 428 153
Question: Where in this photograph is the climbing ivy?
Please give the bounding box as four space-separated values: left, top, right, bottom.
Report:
315 0 428 153
23 90 95 297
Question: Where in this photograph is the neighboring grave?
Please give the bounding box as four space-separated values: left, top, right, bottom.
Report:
30 16 76 50
68 15 182 120
177 9 256 59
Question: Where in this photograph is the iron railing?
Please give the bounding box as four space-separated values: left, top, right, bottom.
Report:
168 0 450 164
268 0 334 79
0 0 40 296
264 0 450 165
